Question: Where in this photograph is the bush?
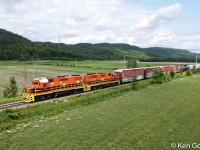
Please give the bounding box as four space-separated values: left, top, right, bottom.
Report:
139 80 150 89
175 74 183 79
146 64 151 67
126 60 138 68
191 68 199 74
3 77 18 98
196 68 200 73
170 71 175 79
151 69 165 84
163 74 171 82
131 78 139 91
185 70 192 76
180 70 183 75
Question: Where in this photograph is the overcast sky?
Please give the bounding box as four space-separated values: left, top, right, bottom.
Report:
0 0 200 53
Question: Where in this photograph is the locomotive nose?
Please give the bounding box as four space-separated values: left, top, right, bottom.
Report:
23 93 34 103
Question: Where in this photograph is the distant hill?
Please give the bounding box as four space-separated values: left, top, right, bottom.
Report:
0 28 198 62
140 47 197 62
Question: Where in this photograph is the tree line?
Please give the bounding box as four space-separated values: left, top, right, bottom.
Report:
0 28 199 62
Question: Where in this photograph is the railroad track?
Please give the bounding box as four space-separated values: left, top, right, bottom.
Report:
0 101 26 110
0 83 128 111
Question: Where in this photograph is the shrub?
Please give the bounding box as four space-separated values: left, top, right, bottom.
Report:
139 80 150 89
163 74 171 82
131 78 139 91
126 60 138 68
146 64 151 67
185 70 192 76
151 69 165 84
175 74 183 79
196 68 200 73
3 77 18 98
191 68 198 74
170 71 175 79
180 70 183 75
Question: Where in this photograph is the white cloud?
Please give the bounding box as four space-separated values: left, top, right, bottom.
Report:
135 3 182 29
0 0 199 53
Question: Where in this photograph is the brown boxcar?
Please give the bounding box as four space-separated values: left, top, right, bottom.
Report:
115 68 145 83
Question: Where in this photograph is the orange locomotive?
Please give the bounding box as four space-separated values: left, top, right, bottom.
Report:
84 73 120 91
23 73 120 102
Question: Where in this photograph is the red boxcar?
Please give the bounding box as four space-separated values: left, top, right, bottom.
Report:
115 68 145 83
144 67 154 79
159 66 173 74
172 65 177 72
175 65 181 72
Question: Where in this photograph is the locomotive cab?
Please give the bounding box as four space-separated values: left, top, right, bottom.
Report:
32 77 49 84
32 77 49 87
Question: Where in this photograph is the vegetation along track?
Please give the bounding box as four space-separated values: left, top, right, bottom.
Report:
0 83 127 111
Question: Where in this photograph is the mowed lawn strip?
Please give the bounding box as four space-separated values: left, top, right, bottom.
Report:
0 75 200 150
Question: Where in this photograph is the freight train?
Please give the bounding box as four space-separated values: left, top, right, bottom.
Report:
22 65 183 103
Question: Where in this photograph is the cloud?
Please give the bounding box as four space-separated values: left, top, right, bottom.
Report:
0 0 199 52
0 0 28 14
22 27 49 41
135 3 182 29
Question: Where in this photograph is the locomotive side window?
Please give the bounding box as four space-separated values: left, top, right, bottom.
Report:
34 81 39 85
48 79 53 82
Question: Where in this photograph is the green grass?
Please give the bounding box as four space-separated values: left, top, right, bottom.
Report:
0 75 199 150
0 96 21 105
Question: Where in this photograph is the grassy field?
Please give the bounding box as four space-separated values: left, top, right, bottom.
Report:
0 75 199 150
0 60 189 98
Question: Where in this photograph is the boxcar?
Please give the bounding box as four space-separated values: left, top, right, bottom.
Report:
173 65 181 72
144 67 154 79
115 68 145 83
159 66 173 74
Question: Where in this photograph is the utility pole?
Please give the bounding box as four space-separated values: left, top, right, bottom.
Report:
75 58 76 67
58 36 60 49
196 55 198 68
124 56 126 68
24 66 27 85
22 53 27 86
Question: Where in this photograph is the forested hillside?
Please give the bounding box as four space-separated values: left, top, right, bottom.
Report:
0 28 198 61
141 47 197 62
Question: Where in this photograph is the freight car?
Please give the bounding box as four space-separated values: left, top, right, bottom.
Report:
23 65 181 103
115 68 145 83
115 65 181 83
